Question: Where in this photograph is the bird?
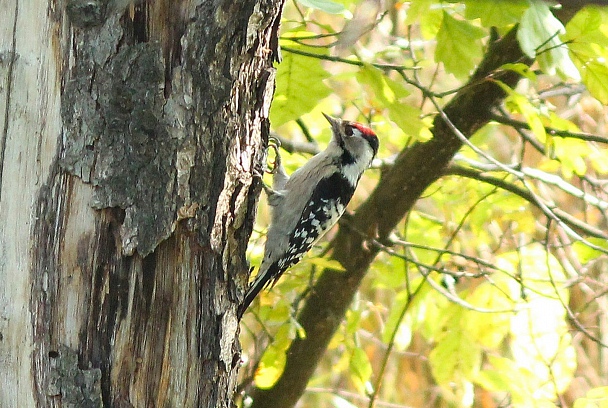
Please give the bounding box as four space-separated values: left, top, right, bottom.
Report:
239 113 379 316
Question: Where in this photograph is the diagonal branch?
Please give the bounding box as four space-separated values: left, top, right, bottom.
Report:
249 26 532 408
445 164 608 240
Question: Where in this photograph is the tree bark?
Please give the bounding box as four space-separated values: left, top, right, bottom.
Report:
0 0 282 407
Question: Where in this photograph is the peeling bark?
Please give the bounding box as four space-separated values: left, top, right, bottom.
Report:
0 0 283 406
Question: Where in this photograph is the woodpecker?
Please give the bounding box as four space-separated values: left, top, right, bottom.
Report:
239 113 379 316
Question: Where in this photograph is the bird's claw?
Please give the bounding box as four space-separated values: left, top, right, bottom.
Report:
253 161 273 195
266 137 282 174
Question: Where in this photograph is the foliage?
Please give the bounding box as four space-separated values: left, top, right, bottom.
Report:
240 1 608 407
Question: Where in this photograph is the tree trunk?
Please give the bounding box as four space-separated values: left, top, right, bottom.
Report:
0 0 282 406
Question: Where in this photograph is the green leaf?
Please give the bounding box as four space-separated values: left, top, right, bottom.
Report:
381 290 412 349
418 3 443 39
255 345 287 389
587 386 608 399
370 254 407 289
270 42 332 127
496 80 547 143
572 238 608 264
356 65 431 141
296 0 345 14
504 89 547 143
573 386 608 408
500 62 537 81
464 0 529 28
551 136 589 178
345 308 363 336
435 11 486 79
517 1 562 58
463 282 512 348
517 0 580 80
406 212 445 264
254 322 299 388
356 64 410 106
349 348 372 392
579 60 608 105
475 370 514 394
496 244 568 300
305 257 346 271
564 8 608 102
255 295 291 321
564 6 608 45
429 325 482 385
404 0 434 26
388 104 432 142
475 356 528 402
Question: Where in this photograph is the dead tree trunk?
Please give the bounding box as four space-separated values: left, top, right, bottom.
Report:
0 0 282 406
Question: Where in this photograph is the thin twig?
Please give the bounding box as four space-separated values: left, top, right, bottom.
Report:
490 112 608 144
445 164 608 240
545 222 608 349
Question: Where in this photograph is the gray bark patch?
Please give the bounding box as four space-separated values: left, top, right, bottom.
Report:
66 0 109 27
61 19 180 256
47 345 102 408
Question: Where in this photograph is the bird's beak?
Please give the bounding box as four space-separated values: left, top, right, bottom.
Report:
322 113 341 135
322 112 338 126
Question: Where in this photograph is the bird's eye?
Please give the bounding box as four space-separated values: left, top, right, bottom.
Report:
344 125 354 137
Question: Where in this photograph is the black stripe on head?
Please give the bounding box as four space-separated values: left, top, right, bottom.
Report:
340 148 356 165
365 134 379 157
335 131 356 165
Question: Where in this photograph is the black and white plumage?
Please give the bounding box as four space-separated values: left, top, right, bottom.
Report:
239 113 379 315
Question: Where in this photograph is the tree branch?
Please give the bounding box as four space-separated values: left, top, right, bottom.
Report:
490 112 608 144
445 164 608 240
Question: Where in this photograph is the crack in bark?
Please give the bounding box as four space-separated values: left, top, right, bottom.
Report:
0 0 19 203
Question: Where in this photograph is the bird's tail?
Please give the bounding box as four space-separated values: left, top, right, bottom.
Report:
238 263 278 318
